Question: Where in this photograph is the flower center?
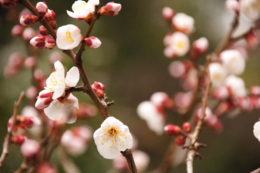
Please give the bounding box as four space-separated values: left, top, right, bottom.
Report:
73 1 87 9
101 126 127 148
65 31 74 43
213 73 221 81
176 41 184 49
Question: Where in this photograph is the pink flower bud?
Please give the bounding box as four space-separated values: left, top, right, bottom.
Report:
162 7 175 21
30 35 46 49
39 25 49 36
76 103 97 119
26 86 38 100
182 122 191 133
250 86 260 96
35 91 54 109
11 25 24 37
20 116 34 128
175 135 186 146
84 36 102 49
20 14 39 27
93 81 105 90
246 30 259 49
190 37 209 58
21 139 40 159
34 69 44 81
0 0 19 8
164 124 181 136
45 38 56 50
49 51 63 64
212 86 230 100
237 97 253 112
44 10 57 29
225 0 240 12
24 56 36 68
163 46 176 58
98 2 122 16
36 2 48 17
23 27 36 41
11 135 27 145
8 53 24 69
92 82 105 98
37 163 58 173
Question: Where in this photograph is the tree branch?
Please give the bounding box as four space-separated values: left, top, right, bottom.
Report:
0 92 25 170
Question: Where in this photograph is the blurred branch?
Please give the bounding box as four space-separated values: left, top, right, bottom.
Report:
0 92 25 170
15 159 28 173
59 148 81 173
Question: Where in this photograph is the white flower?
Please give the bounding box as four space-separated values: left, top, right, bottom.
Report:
56 24 82 50
240 0 260 21
225 0 240 12
209 63 227 88
93 117 133 159
224 75 247 98
137 101 165 135
172 13 195 35
192 37 209 54
197 107 213 120
220 49 245 75
168 32 190 57
22 106 41 137
253 120 260 141
67 0 99 20
44 93 79 123
150 92 169 107
45 61 80 99
84 36 102 49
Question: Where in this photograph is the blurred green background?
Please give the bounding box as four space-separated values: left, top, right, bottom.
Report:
1 0 260 172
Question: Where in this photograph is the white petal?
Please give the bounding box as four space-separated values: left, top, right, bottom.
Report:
66 67 80 87
93 128 121 159
254 121 260 141
44 100 67 121
52 83 66 99
67 94 79 109
67 10 78 18
67 114 77 124
54 61 65 76
117 125 133 151
101 117 123 128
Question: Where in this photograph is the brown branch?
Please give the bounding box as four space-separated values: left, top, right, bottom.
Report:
15 159 28 173
121 149 137 173
0 92 25 170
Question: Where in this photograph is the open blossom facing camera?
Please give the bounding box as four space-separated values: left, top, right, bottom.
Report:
93 117 133 159
209 63 227 88
224 75 247 98
56 24 82 50
67 0 99 21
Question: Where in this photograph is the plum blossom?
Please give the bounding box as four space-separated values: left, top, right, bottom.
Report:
21 106 41 136
209 63 227 88
137 101 165 135
253 120 260 141
93 117 133 159
220 49 245 75
224 75 247 98
172 13 195 35
165 32 190 57
67 0 99 20
56 24 82 50
45 61 79 99
240 0 260 21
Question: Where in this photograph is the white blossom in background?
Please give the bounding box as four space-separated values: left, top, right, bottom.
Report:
67 0 99 20
225 0 240 12
45 61 80 99
22 106 41 136
192 37 209 54
224 75 247 98
253 120 260 141
93 117 133 159
150 92 169 107
220 49 245 75
56 24 82 50
137 101 165 135
162 7 175 21
84 36 102 49
209 63 227 88
61 126 92 156
167 32 190 57
172 13 195 35
168 61 185 78
197 107 213 121
240 0 260 21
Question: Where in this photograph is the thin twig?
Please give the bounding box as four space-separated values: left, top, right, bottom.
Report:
0 92 25 170
15 159 28 173
58 147 81 173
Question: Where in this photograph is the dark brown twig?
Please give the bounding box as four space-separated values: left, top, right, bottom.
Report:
0 92 25 170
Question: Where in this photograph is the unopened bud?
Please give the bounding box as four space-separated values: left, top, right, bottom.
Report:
237 97 253 112
0 0 19 8
182 122 191 133
30 35 46 49
37 163 58 173
24 56 36 68
34 69 44 81
44 10 57 29
175 135 186 146
39 25 49 36
45 38 56 50
11 135 27 145
84 36 102 49
26 86 38 100
91 82 105 98
212 86 230 100
163 46 176 58
164 124 181 136
98 2 122 16
21 139 40 159
190 37 209 58
49 51 63 64
36 2 48 17
11 25 24 37
20 14 39 27
246 30 259 49
35 92 53 109
20 116 34 128
250 86 260 96
162 7 175 21
23 27 36 41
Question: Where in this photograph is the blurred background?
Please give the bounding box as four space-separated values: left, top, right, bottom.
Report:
1 0 260 172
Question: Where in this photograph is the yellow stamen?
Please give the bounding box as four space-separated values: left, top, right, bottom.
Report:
65 31 74 43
